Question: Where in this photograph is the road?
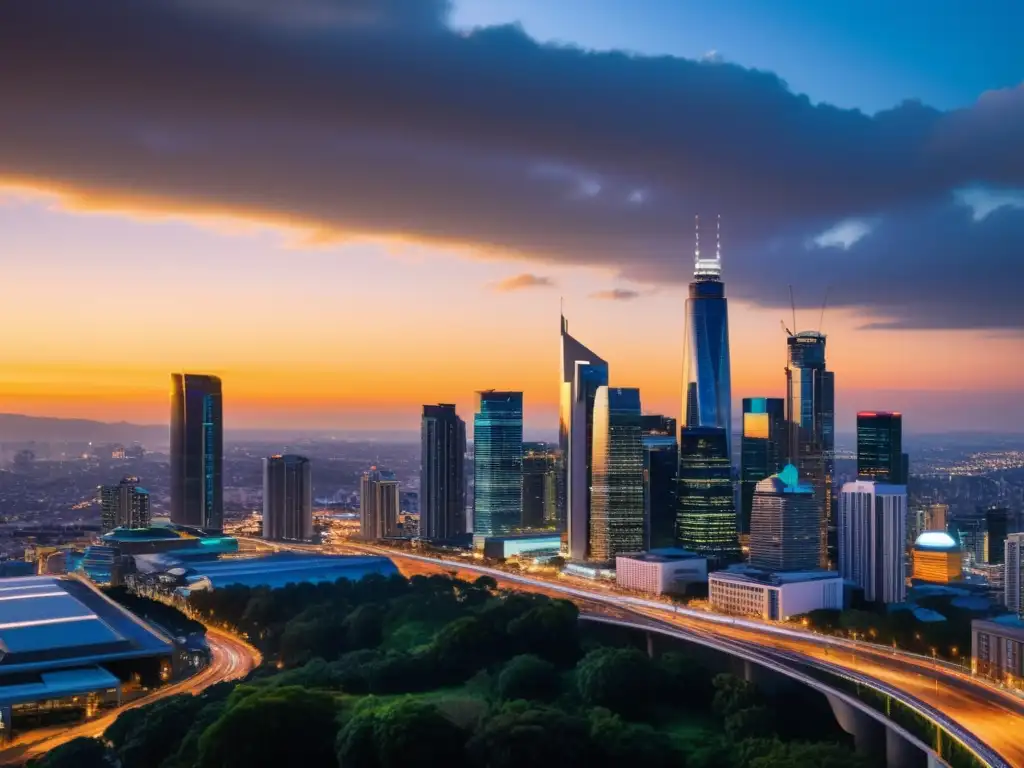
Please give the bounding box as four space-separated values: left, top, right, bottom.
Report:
0 627 260 766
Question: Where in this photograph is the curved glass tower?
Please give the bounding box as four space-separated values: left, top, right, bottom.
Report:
170 373 223 532
680 217 732 454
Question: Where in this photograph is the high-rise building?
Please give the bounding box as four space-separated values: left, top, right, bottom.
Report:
262 455 312 542
420 404 467 541
925 503 949 532
677 427 740 563
473 391 524 537
749 465 820 571
588 387 644 562
857 412 905 483
360 468 399 540
100 477 151 532
740 398 786 535
1005 533 1024 615
560 314 609 561
522 443 558 529
680 216 733 454
951 517 986 566
170 373 223 531
785 332 834 567
838 480 907 604
641 415 678 551
985 506 1010 565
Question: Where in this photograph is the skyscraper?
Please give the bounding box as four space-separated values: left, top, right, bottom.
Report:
857 411 905 483
641 415 678 551
100 477 151 532
749 465 820 571
522 443 558 529
589 387 644 562
785 332 834 566
170 373 223 531
680 216 733 453
1005 533 1024 615
740 398 786 535
473 391 524 537
420 404 467 541
560 314 609 561
360 468 399 540
677 427 740 562
838 480 907 604
262 455 312 542
924 503 949 532
985 506 1009 565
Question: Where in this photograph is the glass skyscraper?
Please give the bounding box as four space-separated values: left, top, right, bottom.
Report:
420 404 467 541
100 477 151 532
522 442 558 529
641 415 678 551
473 391 524 537
262 454 313 542
589 387 644 562
170 373 223 531
680 217 732 453
560 314 609 561
360 467 399 540
677 426 740 562
740 397 786 535
749 464 820 571
857 411 905 484
786 332 834 566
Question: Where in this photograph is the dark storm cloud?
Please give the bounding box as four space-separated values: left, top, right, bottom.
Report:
1 0 1022 328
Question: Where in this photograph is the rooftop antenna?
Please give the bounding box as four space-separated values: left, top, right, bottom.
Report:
789 285 797 333
694 214 700 264
716 213 721 262
818 286 830 333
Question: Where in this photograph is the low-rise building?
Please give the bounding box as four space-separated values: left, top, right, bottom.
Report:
615 549 707 595
911 531 963 584
709 567 843 621
972 615 1024 687
481 533 562 562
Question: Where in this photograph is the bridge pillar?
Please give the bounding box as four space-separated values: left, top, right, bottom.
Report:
887 728 927 768
825 693 885 761
646 631 655 659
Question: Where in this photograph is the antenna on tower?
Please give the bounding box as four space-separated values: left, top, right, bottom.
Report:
716 214 721 261
789 285 797 333
694 215 700 262
818 286 830 333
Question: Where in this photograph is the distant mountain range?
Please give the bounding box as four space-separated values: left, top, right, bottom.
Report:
0 413 167 445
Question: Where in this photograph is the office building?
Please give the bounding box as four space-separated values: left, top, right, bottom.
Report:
785 331 834 567
360 468 399 540
748 465 820 572
262 455 312 542
641 415 678 550
615 550 707 596
677 427 740 563
972 616 1024 686
907 508 927 549
680 216 733 454
985 506 1009 565
481 533 563 562
925 503 949 533
521 443 557 529
473 391 524 537
951 517 986 566
1006 533 1024 615
170 373 223 531
560 314 609 560
740 397 786 535
838 480 907 603
100 477 151 532
420 404 467 541
709 567 843 621
857 411 905 483
911 532 962 584
588 387 644 562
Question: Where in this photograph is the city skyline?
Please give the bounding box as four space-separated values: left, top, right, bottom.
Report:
2 1 1024 434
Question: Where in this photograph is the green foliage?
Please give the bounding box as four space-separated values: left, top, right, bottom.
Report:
196 686 339 768
724 705 774 741
657 651 715 709
106 695 206 768
104 586 205 636
588 708 682 768
506 600 579 664
466 702 597 767
337 699 468 768
575 647 655 717
496 654 559 702
29 737 116 768
747 740 873 768
711 674 761 718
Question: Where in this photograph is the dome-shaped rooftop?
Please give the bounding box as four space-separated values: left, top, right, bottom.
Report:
914 531 959 550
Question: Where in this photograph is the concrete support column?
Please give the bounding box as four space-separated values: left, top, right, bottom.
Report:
646 631 655 659
886 727 926 768
825 693 885 761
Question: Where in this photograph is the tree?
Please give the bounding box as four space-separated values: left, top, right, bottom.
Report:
431 616 501 680
588 709 680 768
373 700 468 768
748 741 873 768
506 601 580 664
496 654 559 702
656 651 714 709
112 695 206 768
575 647 654 717
197 686 339 768
711 673 761 719
466 703 596 768
344 603 386 649
29 738 115 768
336 709 382 768
725 705 775 741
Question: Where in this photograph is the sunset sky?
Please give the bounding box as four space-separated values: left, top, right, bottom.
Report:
1 0 1023 435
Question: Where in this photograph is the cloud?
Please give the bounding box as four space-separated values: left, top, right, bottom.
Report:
811 219 874 250
0 0 1022 328
590 288 641 301
493 273 555 292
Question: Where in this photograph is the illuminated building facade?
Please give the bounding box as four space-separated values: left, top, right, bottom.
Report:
838 480 907 604
588 387 644 562
677 427 740 563
473 391 524 537
560 315 609 560
170 373 223 532
740 397 786 535
911 532 962 584
100 477 151 532
786 332 834 566
1005 533 1024 615
680 217 733 452
749 465 820 572
262 454 312 542
420 404 467 541
925 503 949 533
360 468 399 540
857 411 905 483
522 442 558 529
641 415 678 551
